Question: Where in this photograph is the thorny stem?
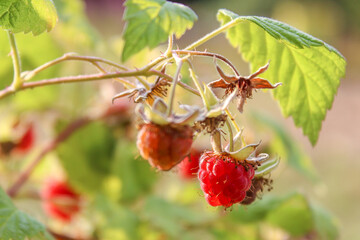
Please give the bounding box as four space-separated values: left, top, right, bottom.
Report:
164 35 173 57
142 18 239 72
189 67 207 108
167 56 184 117
174 50 239 76
7 31 22 91
0 69 169 99
23 53 129 80
0 19 239 100
226 119 234 152
184 19 239 51
225 108 240 132
23 53 142 88
91 61 135 88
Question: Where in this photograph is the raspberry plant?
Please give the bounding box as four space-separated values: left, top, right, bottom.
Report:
0 0 346 239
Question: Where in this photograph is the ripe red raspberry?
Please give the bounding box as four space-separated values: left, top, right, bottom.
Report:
41 179 81 222
178 149 202 179
137 122 193 171
198 151 255 208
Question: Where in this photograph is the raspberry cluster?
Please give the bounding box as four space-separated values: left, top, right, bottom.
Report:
198 151 255 207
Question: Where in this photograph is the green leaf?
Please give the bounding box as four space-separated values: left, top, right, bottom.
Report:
0 187 53 240
217 10 346 145
122 0 197 61
52 0 100 50
312 204 339 240
266 193 313 236
110 139 157 202
57 122 116 194
143 196 212 237
93 195 139 240
229 194 283 223
251 112 318 181
230 192 338 238
0 0 58 35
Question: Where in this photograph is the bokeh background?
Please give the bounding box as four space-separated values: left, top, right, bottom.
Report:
0 0 359 239
85 0 360 238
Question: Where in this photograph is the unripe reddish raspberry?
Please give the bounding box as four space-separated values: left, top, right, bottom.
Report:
178 149 202 179
198 151 254 208
41 179 81 222
137 123 193 171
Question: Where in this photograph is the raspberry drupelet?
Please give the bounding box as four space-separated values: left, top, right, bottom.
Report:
198 151 255 208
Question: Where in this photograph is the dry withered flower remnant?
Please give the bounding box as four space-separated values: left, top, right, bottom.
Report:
241 176 273 205
209 62 281 112
112 77 170 105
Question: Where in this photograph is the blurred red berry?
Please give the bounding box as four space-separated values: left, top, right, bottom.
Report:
178 149 202 179
198 151 254 208
137 123 193 171
42 179 81 222
14 125 34 153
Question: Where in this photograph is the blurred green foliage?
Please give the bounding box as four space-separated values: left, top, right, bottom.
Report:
0 0 351 239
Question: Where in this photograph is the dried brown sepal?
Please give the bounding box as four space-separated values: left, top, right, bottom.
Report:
112 78 170 106
193 114 227 134
209 62 281 112
241 176 273 205
138 78 170 105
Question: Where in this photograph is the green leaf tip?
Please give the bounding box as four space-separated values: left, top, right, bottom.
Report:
217 9 346 145
0 187 53 240
0 0 58 35
122 0 198 62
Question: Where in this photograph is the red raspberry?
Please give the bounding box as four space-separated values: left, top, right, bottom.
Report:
198 151 254 208
137 123 193 171
14 125 34 153
41 179 81 222
178 149 202 179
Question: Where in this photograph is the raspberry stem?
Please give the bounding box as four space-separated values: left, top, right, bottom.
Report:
225 108 240 132
211 130 222 153
225 119 234 152
7 31 23 91
166 54 184 117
